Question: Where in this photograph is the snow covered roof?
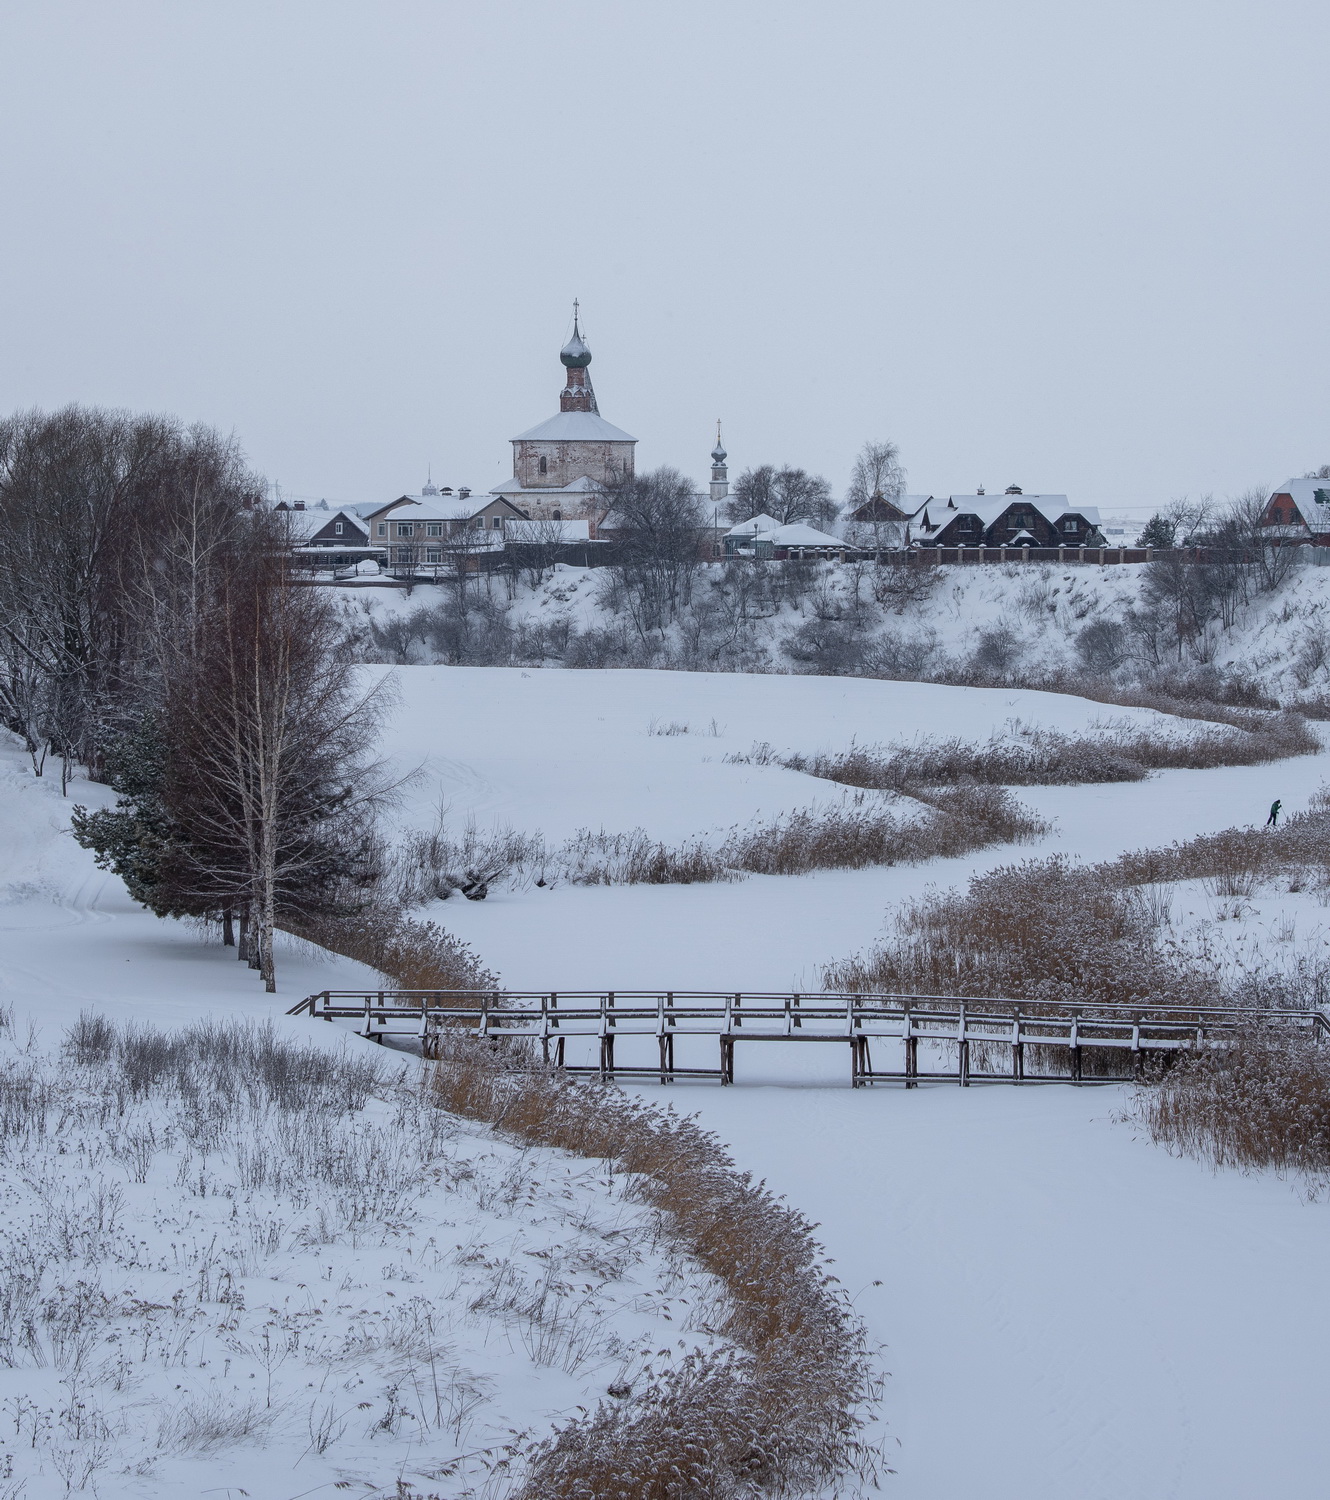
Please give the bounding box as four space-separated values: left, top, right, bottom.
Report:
275 507 367 540
763 522 846 548
726 513 782 537
505 519 594 543
490 475 604 500
371 493 503 522
910 494 1099 538
1270 478 1330 517
511 411 637 444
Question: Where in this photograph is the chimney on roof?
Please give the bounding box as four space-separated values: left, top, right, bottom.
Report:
293 499 306 510
1005 485 1023 495
458 487 471 499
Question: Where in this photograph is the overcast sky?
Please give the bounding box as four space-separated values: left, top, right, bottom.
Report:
1 1 1326 512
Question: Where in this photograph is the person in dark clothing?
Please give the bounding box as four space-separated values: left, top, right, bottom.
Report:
1267 799 1282 828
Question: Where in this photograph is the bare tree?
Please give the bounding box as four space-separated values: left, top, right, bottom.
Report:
844 440 908 549
603 467 704 640
724 465 838 530
0 406 264 788
163 523 390 990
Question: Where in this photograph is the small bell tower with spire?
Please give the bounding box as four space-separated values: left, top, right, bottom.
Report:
709 421 729 507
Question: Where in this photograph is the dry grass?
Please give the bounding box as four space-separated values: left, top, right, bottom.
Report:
290 899 499 993
1139 1027 1330 1181
824 854 1222 1014
394 787 1046 900
733 710 1317 793
724 784 1045 876
429 1036 881 1499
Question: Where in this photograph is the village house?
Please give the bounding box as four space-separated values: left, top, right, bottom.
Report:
1256 477 1330 545
273 501 388 570
361 487 527 570
907 487 1103 548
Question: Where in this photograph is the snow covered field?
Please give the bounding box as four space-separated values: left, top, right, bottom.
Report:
5 658 1330 1498
0 745 723 1499
371 662 1202 850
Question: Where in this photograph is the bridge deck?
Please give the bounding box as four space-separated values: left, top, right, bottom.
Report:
288 990 1330 1086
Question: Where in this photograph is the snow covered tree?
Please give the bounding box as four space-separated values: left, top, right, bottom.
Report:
1136 513 1177 548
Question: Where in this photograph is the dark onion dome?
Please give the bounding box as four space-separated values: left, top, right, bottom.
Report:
560 330 592 368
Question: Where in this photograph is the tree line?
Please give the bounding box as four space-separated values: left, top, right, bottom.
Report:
0 405 387 990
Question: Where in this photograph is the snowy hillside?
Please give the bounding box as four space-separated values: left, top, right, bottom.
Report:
345 556 1330 704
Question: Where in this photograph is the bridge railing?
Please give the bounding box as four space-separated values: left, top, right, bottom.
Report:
287 990 1330 1086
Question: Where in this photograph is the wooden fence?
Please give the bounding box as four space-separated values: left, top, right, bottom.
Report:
287 990 1330 1087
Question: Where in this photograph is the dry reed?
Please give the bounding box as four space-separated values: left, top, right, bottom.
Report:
733 711 1317 793
429 1036 882 1499
1139 1027 1330 1180
290 899 498 993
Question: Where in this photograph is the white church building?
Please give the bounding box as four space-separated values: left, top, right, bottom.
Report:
487 308 637 526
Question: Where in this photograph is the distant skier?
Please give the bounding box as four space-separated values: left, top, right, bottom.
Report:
1267 799 1282 828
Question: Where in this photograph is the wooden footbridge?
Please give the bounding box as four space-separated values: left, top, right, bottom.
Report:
287 990 1330 1086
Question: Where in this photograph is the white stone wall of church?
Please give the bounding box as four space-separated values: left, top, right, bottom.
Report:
512 439 635 489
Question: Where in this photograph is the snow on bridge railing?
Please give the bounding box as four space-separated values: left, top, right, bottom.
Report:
287 991 1330 1087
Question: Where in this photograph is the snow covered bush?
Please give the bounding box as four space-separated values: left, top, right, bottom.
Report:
1140 1027 1330 1184
825 855 1223 1014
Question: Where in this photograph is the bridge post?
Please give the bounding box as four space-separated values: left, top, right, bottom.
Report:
904 1006 917 1088
958 1002 969 1086
720 1036 734 1085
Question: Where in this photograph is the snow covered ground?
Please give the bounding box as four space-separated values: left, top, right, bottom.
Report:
6 657 1330 1498
371 662 1202 850
0 744 724 1499
369 664 1330 1498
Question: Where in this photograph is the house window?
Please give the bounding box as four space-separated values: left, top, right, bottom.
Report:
491 516 502 529
397 523 415 538
1063 518 1079 533
395 547 413 563
956 516 975 530
376 522 387 536
539 456 548 475
334 521 344 535
426 522 443 537
426 549 442 563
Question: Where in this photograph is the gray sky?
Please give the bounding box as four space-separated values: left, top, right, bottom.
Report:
1 1 1326 512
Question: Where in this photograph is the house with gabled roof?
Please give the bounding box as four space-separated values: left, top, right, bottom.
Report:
1257 478 1330 545
907 487 1103 548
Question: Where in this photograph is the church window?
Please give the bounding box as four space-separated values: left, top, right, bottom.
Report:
539 456 548 474
552 509 562 521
